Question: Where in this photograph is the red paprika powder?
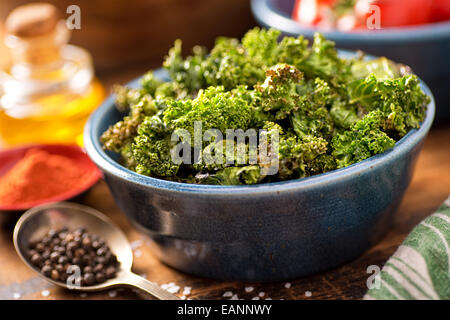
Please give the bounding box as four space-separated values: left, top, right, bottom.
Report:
0 148 91 205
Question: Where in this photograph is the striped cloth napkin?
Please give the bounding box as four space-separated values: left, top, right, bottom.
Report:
364 196 450 300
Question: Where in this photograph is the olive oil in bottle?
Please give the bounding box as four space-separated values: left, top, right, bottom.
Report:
0 3 105 147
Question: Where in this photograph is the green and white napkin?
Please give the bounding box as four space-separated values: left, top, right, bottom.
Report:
365 196 450 300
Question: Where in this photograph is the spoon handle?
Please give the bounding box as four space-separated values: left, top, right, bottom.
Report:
122 272 181 300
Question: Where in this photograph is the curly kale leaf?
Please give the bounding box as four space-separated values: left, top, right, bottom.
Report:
197 165 264 185
113 85 146 112
278 133 333 179
276 35 310 67
351 57 402 80
140 71 164 97
290 78 335 139
119 142 136 171
131 116 179 177
329 99 361 130
162 29 349 94
298 33 352 87
348 74 430 136
202 37 266 90
242 27 281 66
162 28 309 93
254 64 304 120
154 81 189 100
331 110 396 168
163 86 253 134
163 39 208 92
243 27 310 70
100 95 158 153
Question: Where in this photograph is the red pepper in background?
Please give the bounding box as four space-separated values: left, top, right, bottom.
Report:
292 0 448 31
292 0 337 30
355 0 433 28
431 0 450 22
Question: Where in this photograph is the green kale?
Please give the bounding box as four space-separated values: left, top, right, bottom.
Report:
298 33 352 87
163 86 253 135
202 37 266 89
140 71 164 97
198 165 264 185
348 74 430 137
131 115 180 177
331 110 396 168
254 64 304 120
242 27 310 70
278 133 333 179
351 56 402 80
112 85 145 112
276 35 310 67
242 27 281 66
101 28 430 185
163 40 207 92
154 81 189 100
100 95 158 152
329 98 361 130
290 78 335 139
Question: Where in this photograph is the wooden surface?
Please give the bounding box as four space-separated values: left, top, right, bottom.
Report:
0 102 449 300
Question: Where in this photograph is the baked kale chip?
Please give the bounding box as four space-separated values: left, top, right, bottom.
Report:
100 28 430 185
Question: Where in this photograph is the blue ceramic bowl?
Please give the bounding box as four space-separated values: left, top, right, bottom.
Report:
84 57 435 282
251 0 450 121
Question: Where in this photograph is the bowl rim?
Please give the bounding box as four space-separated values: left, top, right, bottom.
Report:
84 55 435 195
251 0 450 42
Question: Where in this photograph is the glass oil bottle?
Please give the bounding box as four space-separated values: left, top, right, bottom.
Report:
0 3 105 147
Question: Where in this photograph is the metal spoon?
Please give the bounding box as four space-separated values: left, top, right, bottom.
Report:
13 202 181 300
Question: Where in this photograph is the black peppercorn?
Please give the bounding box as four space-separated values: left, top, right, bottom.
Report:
41 265 52 277
66 241 78 252
93 264 104 273
84 273 95 285
42 250 50 260
51 269 59 281
35 243 45 252
55 264 64 273
82 236 91 248
28 227 119 286
95 272 105 283
49 252 60 262
58 256 68 264
74 248 85 257
83 266 93 274
96 247 107 256
30 253 42 266
60 273 68 282
105 266 116 279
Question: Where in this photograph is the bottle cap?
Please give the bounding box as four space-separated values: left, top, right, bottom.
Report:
5 3 61 38
3 3 68 65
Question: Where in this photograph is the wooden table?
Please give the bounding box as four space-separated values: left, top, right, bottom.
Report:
0 66 449 300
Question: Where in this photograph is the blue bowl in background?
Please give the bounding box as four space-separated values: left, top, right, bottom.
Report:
251 0 450 122
85 54 435 281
